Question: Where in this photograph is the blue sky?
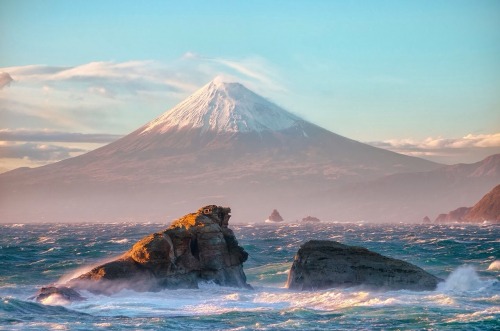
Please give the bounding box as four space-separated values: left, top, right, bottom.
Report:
1 0 499 170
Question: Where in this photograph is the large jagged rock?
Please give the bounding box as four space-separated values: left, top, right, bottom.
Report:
287 240 442 291
65 205 250 294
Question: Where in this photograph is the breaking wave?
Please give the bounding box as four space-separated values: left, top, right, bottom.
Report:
1 222 499 330
438 265 496 292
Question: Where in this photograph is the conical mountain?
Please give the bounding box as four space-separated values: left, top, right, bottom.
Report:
141 79 301 134
83 79 438 177
0 79 443 222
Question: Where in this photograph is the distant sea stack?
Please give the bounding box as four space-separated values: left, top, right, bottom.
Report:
286 240 441 291
265 209 284 223
34 205 251 300
302 216 321 223
435 184 500 223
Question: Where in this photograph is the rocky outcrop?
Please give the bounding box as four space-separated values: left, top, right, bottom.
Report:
61 205 251 295
266 209 284 223
435 184 500 223
286 240 441 291
33 286 85 303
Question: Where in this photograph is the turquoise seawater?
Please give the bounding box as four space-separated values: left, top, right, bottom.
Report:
0 222 498 330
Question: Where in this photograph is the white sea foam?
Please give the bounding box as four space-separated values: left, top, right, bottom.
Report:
445 307 500 323
254 289 400 311
356 297 400 307
109 238 129 244
37 236 54 243
93 323 112 328
424 294 456 306
30 323 69 331
40 293 71 306
41 247 62 254
73 287 258 317
437 265 490 292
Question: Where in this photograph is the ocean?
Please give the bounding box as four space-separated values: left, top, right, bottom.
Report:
0 222 498 330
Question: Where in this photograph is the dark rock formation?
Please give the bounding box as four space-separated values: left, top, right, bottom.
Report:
33 286 85 303
302 216 321 223
286 240 441 291
435 184 500 223
266 209 284 223
66 205 250 294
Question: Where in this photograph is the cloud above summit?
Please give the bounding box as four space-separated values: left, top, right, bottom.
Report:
0 55 285 133
0 55 288 171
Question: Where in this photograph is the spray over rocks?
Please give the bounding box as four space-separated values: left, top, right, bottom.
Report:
34 205 250 301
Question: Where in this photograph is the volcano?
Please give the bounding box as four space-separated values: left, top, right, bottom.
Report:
1 79 445 222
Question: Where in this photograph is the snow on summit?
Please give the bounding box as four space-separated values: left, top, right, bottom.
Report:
141 79 300 134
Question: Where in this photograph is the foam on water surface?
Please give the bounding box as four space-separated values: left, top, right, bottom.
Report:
1 222 498 330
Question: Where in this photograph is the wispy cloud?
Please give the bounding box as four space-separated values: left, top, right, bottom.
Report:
368 133 500 164
0 55 286 171
209 56 286 93
0 129 122 143
0 55 284 134
2 56 283 97
3 61 185 95
370 133 500 150
0 142 86 161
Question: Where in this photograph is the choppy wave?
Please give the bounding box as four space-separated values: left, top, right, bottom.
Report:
108 239 129 244
1 222 499 330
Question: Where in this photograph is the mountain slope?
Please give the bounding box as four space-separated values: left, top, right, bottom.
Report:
0 80 445 222
434 184 500 223
464 184 500 222
327 154 500 222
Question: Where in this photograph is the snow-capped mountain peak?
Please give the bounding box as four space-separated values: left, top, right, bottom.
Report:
141 79 300 134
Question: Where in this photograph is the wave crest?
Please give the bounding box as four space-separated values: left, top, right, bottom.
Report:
438 265 492 292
